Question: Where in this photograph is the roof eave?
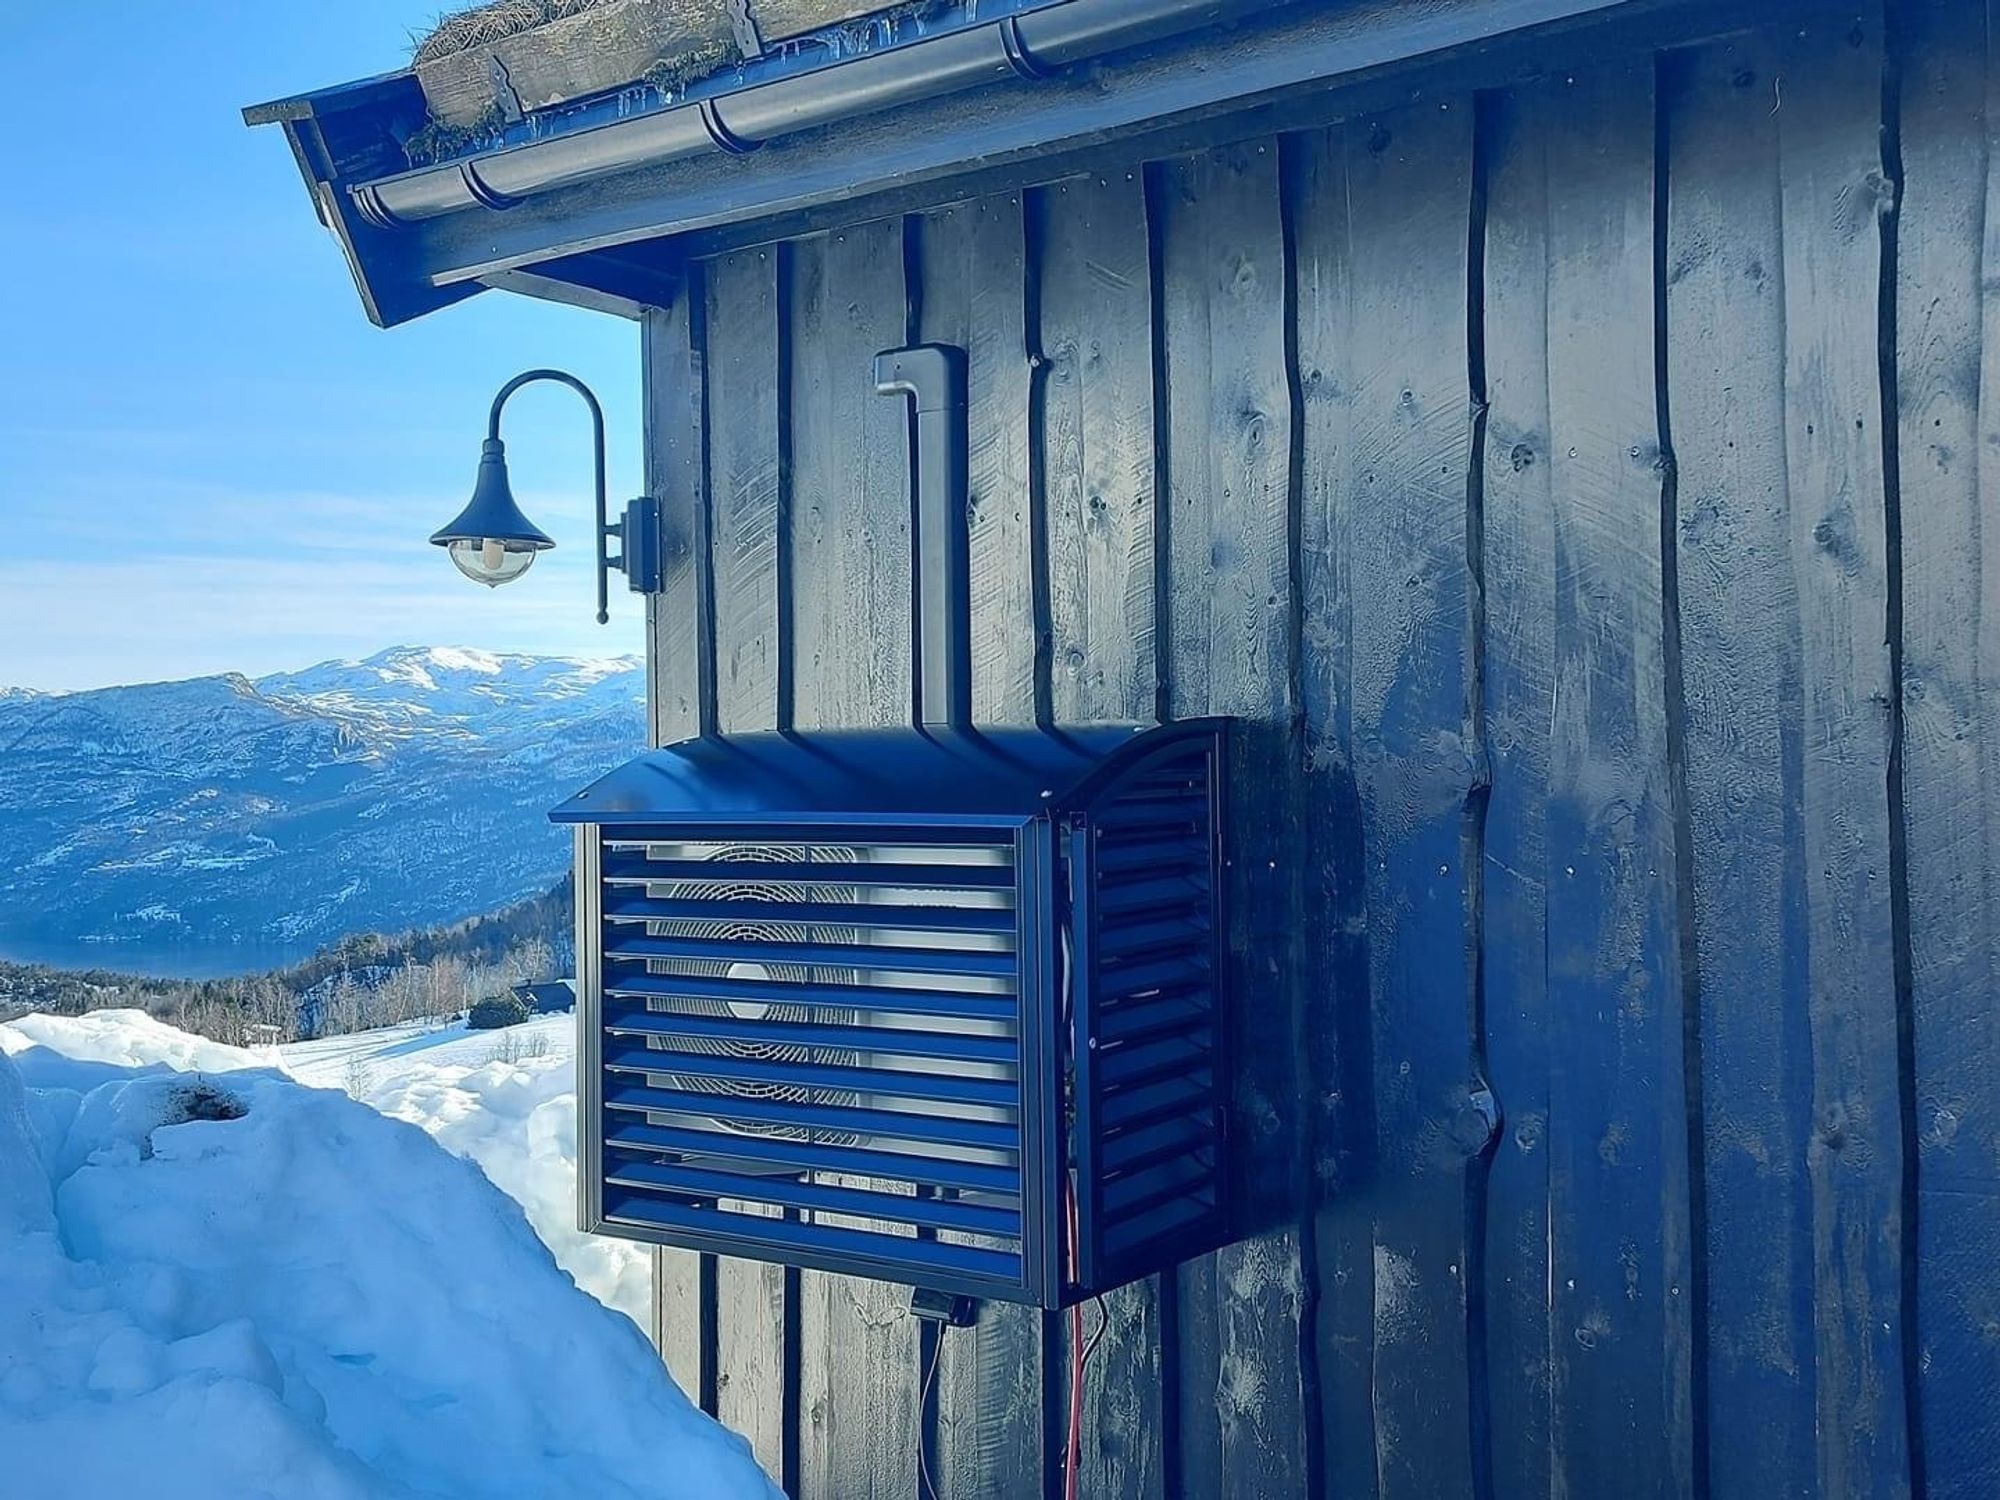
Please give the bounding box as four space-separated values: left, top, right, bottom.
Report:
244 69 482 327
249 0 1704 329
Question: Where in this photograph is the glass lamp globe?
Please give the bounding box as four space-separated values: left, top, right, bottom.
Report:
446 536 541 587
430 437 557 586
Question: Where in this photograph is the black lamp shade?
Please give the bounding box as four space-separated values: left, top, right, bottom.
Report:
429 439 557 551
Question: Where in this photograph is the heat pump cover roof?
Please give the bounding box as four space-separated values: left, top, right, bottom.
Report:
548 722 1200 828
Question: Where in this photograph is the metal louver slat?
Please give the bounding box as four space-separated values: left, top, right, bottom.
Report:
604 1042 1019 1108
603 894 1016 933
604 1080 1017 1151
603 1006 1018 1064
604 1156 1023 1238
605 1194 1022 1282
604 932 1016 978
601 854 1015 889
604 970 1015 1022
605 1119 1019 1195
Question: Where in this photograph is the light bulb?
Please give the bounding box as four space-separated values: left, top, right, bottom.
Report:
446 537 539 588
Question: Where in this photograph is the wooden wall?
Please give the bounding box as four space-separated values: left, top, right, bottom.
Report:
637 1 1999 1493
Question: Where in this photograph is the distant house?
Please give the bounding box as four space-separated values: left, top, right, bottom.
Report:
251 2 2000 1496
508 980 574 1016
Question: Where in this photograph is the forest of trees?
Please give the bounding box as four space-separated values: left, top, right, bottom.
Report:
0 877 573 1046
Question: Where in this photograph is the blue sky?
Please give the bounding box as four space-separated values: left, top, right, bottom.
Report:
0 4 645 692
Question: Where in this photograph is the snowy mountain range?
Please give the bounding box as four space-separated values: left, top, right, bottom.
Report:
0 647 645 968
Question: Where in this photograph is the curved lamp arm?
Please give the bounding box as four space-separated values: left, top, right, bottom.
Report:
488 368 612 625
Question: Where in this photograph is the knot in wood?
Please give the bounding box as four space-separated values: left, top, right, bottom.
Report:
1451 1084 1502 1155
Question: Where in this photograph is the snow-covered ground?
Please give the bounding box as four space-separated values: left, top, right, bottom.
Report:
0 1009 775 1499
279 1012 653 1328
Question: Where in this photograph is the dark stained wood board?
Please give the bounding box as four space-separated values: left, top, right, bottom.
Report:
1538 58 1695 1499
1152 139 1312 1499
1896 2 2000 1496
1036 166 1170 1500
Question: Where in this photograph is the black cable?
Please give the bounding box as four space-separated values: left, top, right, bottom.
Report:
918 1321 946 1500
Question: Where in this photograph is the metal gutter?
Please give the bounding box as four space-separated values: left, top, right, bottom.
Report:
248 0 1715 325
347 0 1276 229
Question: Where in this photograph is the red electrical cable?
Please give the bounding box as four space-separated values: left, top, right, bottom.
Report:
1065 1182 1084 1500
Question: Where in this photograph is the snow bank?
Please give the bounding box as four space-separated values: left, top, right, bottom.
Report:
282 1013 652 1326
1 1006 269 1074
11 1010 652 1328
353 1046 654 1325
0 1016 776 1500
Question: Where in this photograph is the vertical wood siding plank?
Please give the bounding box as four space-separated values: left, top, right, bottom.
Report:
1540 62 1695 1497
788 220 923 1499
940 195 1041 728
650 1232 707 1404
1295 102 1484 1499
916 193 1051 1500
790 221 915 736
707 248 784 738
642 298 712 1398
1294 115 1381 1500
1155 139 1310 1500
1773 14 1914 1496
701 247 791 1485
1044 173 1161 730
1900 2 2000 1494
1662 32 1817 1500
1477 84 1560 1500
1038 168 1168 1500
646 299 709 747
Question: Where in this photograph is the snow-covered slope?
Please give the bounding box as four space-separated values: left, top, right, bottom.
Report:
282 1012 651 1324
0 1010 773 1500
0 647 644 964
2 1008 647 1328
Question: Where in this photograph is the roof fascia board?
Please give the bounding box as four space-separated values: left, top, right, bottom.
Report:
247 72 478 327
243 67 417 128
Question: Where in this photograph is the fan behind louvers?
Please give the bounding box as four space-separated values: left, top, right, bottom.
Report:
636 842 869 1146
606 835 1017 1166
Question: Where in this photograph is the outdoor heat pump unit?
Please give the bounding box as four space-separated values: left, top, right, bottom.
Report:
550 345 1231 1309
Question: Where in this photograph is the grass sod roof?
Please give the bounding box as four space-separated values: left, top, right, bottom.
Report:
412 0 619 64
406 0 911 132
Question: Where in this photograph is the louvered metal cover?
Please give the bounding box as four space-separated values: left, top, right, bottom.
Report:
576 821 1054 1302
1068 739 1228 1291
555 720 1231 1307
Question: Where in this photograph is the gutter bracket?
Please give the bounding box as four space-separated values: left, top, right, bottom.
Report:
727 0 766 60
488 56 527 125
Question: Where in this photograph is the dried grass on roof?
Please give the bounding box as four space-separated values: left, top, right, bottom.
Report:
412 0 622 65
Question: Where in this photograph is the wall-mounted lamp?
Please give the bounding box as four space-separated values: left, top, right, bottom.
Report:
429 368 665 624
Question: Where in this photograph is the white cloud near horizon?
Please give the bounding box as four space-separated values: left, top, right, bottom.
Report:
0 541 647 692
